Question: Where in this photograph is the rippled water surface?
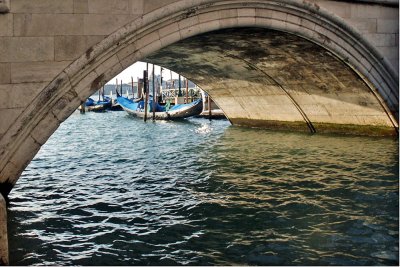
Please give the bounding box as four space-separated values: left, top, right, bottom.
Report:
8 111 399 265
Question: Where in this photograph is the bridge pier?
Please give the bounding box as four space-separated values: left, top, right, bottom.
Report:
0 194 8 265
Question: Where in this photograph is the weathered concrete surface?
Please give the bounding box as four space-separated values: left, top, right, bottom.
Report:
0 193 7 265
0 0 398 203
144 28 396 135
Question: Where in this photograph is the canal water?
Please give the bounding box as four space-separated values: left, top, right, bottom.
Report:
8 111 399 265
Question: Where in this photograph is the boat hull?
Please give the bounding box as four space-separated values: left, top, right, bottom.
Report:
118 97 203 120
197 109 226 119
78 97 112 112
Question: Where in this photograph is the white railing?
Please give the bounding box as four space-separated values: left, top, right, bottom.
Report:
161 87 200 100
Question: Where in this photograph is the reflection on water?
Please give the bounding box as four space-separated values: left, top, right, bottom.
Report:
8 111 399 265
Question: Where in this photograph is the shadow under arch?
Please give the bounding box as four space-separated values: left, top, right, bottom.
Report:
0 0 398 198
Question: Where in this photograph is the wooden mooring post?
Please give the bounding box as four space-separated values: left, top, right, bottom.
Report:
185 78 189 104
160 67 163 102
79 101 85 114
152 64 156 121
178 74 182 97
131 77 135 99
143 69 149 122
208 95 212 118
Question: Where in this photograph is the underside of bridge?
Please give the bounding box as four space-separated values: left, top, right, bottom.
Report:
144 27 397 135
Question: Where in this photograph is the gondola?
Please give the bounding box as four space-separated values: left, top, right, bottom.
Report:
116 90 202 120
78 96 112 112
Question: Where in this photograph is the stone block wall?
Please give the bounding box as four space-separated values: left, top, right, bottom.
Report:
0 193 7 265
318 0 399 73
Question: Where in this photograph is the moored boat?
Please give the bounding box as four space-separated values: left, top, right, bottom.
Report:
197 90 226 119
88 96 112 112
78 96 112 112
116 90 202 120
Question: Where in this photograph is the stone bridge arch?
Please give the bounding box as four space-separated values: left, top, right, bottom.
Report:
0 0 399 199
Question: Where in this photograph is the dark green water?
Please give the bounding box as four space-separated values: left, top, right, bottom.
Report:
8 111 399 265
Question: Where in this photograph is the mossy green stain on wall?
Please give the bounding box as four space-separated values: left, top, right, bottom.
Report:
230 118 397 136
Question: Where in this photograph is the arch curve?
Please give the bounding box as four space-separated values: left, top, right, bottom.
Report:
0 0 398 197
